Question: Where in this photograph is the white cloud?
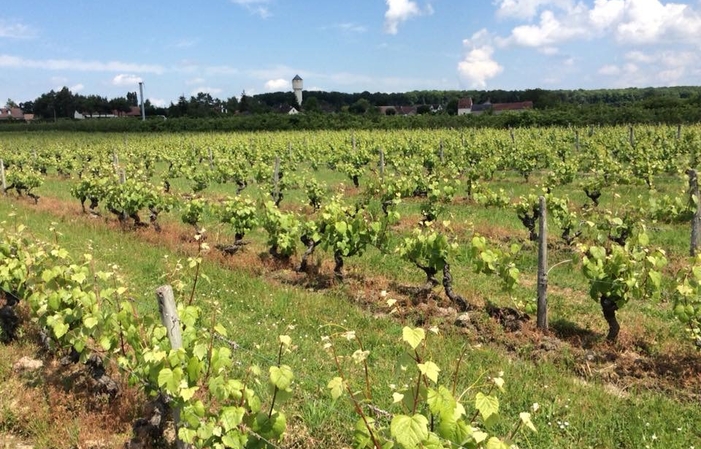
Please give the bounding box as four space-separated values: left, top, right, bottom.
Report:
598 64 621 75
615 0 701 44
328 23 367 33
70 83 85 93
0 20 37 39
148 98 167 108
498 6 592 48
186 77 206 85
497 0 701 50
457 29 503 88
494 0 572 20
0 54 164 73
230 0 271 18
112 74 143 86
191 86 223 96
264 78 289 90
625 50 654 64
596 49 700 86
384 0 431 35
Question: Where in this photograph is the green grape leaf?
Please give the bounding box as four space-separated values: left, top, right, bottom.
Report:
402 327 425 350
390 414 429 448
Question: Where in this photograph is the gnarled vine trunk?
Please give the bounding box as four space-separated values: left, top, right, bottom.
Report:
600 295 620 342
442 263 471 311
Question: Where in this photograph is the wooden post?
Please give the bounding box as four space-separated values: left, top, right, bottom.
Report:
379 149 385 181
119 169 126 185
575 130 580 152
156 285 190 449
113 151 119 174
688 169 700 257
677 124 682 140
208 148 214 170
288 142 293 158
509 127 515 144
1 159 6 195
629 125 635 147
537 196 548 330
273 156 280 202
439 139 444 163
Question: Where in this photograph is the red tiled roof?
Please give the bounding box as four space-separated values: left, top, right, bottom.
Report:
458 98 473 109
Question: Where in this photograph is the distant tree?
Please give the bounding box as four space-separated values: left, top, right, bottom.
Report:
446 98 459 115
109 97 131 116
349 98 371 114
5 99 18 108
54 87 77 118
19 101 34 114
224 96 239 114
239 91 250 113
126 91 139 107
303 96 320 113
417 105 431 115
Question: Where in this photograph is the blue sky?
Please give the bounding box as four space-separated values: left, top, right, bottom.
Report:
1 0 700 107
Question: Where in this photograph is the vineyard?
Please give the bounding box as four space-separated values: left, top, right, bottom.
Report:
1 125 701 448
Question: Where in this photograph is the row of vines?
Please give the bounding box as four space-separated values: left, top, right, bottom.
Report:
1 124 701 447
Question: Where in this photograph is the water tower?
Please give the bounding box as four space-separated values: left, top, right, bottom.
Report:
292 75 303 107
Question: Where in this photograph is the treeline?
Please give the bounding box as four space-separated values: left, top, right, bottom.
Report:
2 84 700 132
2 99 701 133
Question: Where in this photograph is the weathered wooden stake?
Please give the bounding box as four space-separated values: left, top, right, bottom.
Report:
288 142 293 158
273 156 280 202
208 148 214 170
112 151 119 174
119 169 126 185
379 149 385 181
688 169 700 256
677 124 682 140
439 139 444 163
156 285 190 449
0 160 6 195
537 196 548 330
509 127 515 144
629 125 635 147
575 130 580 152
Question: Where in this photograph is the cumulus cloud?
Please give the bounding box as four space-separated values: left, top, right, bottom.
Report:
264 78 289 90
615 0 701 44
70 83 84 93
457 30 503 88
497 0 701 50
494 0 572 20
230 0 271 18
112 74 143 86
384 0 432 35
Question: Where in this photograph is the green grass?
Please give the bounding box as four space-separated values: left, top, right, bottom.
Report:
3 175 701 447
